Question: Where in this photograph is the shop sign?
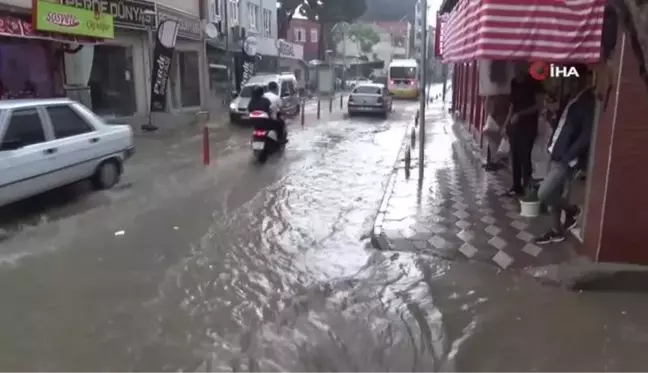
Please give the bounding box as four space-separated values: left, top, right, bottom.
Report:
0 14 102 44
59 0 156 30
276 39 295 58
34 0 114 39
156 5 201 40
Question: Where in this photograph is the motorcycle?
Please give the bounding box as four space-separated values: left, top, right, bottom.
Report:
249 110 285 162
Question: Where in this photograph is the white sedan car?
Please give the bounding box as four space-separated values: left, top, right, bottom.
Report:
347 83 394 118
0 98 134 207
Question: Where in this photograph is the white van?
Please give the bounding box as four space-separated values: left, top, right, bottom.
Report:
229 74 300 123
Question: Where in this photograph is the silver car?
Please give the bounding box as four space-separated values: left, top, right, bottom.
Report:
347 83 393 118
229 74 300 124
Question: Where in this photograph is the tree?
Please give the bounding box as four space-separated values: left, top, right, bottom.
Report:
277 0 304 39
347 23 380 58
301 0 367 59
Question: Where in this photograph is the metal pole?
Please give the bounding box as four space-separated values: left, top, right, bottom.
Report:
223 0 231 99
144 25 156 130
340 24 346 107
277 42 281 73
441 63 448 102
418 0 428 180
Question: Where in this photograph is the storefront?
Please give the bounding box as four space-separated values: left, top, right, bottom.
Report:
255 37 306 84
60 0 156 117
156 4 206 111
0 6 105 100
440 0 648 265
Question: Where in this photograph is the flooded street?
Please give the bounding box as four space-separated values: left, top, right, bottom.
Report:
1 94 648 371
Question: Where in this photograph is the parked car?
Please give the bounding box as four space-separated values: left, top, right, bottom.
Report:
0 98 134 207
347 83 393 118
229 74 300 124
345 76 372 90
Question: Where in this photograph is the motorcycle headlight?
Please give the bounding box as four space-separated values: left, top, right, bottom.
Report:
229 102 237 111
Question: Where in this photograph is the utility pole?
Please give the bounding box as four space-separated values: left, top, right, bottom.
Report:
415 0 428 180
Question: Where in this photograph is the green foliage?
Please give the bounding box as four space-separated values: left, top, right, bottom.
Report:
348 23 380 55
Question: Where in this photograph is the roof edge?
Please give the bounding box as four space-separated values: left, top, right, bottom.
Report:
439 0 459 14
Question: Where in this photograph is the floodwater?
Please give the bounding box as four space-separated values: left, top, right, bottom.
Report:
1 93 648 371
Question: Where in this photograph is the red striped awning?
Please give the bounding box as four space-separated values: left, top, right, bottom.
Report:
441 0 605 63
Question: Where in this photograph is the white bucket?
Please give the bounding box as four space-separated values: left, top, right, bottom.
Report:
520 200 541 218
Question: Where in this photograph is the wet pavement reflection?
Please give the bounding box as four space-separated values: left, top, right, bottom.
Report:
1 91 648 371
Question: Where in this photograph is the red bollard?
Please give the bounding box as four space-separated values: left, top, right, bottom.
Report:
202 126 210 165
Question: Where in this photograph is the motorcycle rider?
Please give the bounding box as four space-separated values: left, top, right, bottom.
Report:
247 85 272 115
263 81 288 143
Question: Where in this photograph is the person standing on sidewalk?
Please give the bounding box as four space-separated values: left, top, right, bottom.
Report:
534 65 595 245
502 68 545 196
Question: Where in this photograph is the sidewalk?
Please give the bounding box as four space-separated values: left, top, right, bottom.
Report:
372 102 579 270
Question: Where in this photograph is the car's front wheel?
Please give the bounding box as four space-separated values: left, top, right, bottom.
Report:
92 159 121 190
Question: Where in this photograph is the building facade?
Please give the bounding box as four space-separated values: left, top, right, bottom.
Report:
334 21 408 74
285 18 319 62
0 0 208 126
449 11 648 265
205 0 306 92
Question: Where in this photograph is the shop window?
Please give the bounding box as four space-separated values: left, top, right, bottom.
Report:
0 39 56 99
89 45 136 117
0 109 45 150
47 105 94 139
177 51 201 108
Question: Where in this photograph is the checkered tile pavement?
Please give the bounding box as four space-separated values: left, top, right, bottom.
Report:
373 104 578 270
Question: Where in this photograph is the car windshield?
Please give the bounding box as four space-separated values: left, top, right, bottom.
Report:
239 85 268 97
353 86 382 95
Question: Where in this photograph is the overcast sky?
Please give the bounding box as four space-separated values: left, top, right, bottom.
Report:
292 0 444 21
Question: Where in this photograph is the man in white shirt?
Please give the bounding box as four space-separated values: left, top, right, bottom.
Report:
263 81 287 142
535 65 595 245
263 81 282 119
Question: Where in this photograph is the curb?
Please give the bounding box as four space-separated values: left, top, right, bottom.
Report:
370 111 419 252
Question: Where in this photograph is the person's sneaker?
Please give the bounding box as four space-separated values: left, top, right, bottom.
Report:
563 206 582 230
534 230 566 245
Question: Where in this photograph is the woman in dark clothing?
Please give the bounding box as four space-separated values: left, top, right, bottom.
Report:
247 85 271 115
503 70 545 196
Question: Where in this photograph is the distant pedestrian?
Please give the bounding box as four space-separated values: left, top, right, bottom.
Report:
501 68 545 196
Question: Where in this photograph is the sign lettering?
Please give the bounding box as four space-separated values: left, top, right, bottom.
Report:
530 61 581 80
35 0 115 38
59 0 156 29
156 5 201 40
277 40 294 57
